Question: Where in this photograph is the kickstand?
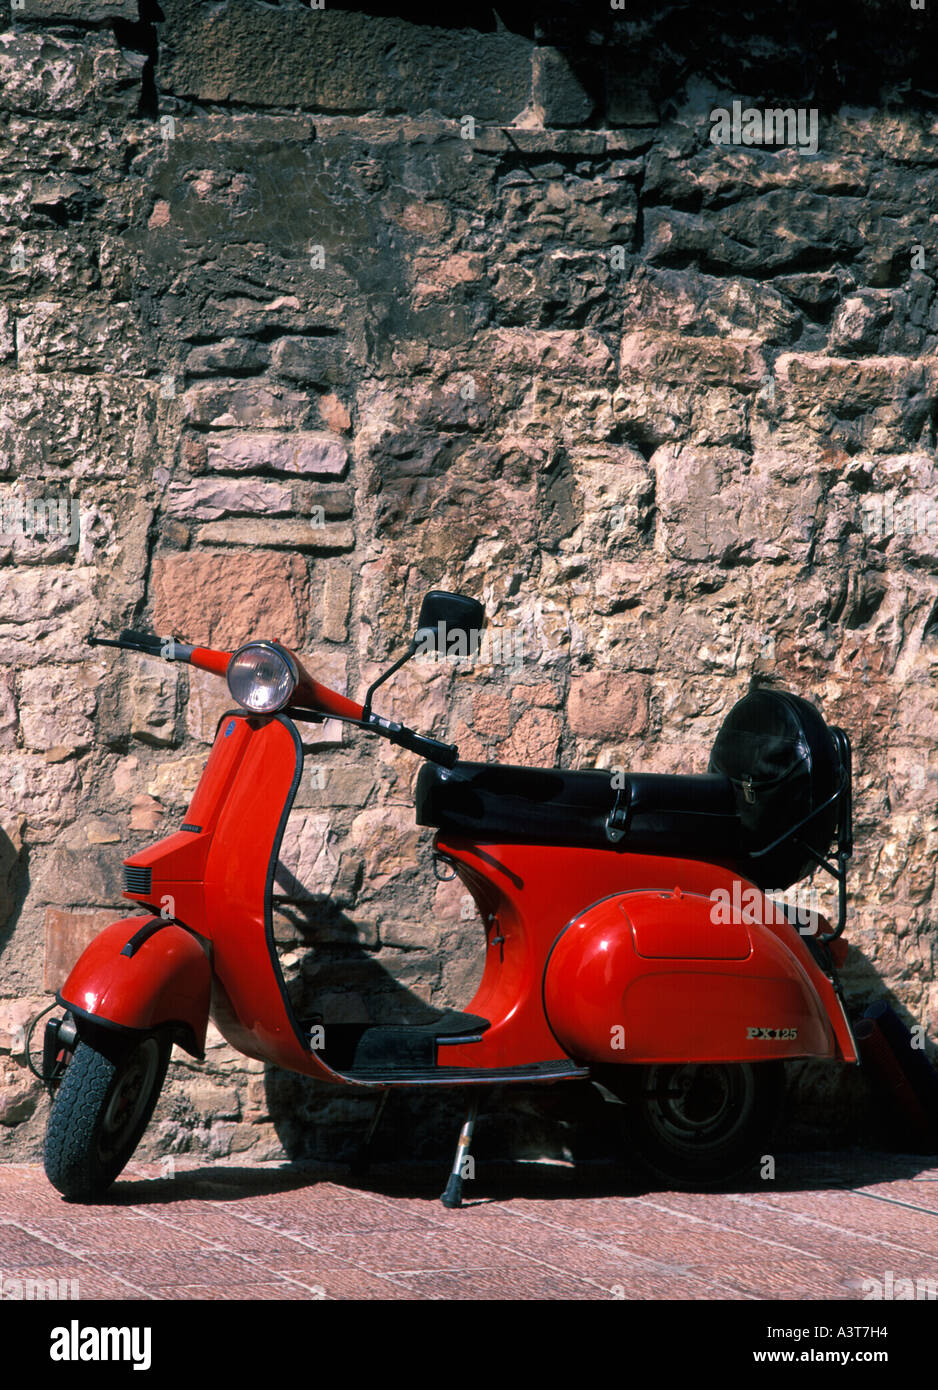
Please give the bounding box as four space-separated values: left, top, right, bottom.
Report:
440 1095 480 1209
350 1090 389 1178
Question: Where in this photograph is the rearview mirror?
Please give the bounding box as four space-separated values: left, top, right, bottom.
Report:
415 590 486 658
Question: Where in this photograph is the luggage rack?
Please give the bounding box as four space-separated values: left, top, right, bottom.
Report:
748 727 853 942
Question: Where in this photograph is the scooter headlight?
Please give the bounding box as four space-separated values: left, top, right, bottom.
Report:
226 642 298 714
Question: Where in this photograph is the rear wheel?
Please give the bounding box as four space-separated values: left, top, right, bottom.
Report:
597 1061 785 1189
44 1033 171 1202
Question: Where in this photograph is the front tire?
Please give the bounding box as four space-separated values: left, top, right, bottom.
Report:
598 1061 785 1190
44 1032 171 1202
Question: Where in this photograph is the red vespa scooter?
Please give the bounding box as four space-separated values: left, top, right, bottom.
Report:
40 591 857 1205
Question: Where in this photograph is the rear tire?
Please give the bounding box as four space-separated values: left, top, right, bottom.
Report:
597 1061 785 1190
44 1033 171 1202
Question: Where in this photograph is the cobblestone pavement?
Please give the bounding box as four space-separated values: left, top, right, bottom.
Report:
0 1151 936 1301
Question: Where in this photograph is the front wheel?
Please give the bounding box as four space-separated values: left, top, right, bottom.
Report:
597 1061 785 1190
44 1032 171 1202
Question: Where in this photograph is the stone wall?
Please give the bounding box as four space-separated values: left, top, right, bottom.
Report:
1 1 937 1165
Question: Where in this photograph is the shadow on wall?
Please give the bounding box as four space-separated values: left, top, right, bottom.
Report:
264 893 614 1165
0 823 27 965
305 0 938 118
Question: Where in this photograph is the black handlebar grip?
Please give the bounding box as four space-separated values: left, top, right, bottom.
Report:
87 630 194 661
394 728 459 768
117 629 169 656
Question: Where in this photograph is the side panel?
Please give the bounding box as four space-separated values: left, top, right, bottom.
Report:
202 715 321 1073
543 890 848 1065
434 842 623 1068
58 917 211 1056
117 713 347 1082
435 844 850 1070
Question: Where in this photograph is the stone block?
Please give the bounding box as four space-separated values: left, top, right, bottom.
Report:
497 707 561 765
150 549 309 649
165 478 294 521
193 520 354 551
205 431 348 477
619 330 766 391
0 757 79 836
0 372 156 479
130 658 179 747
184 339 269 375
181 382 310 430
0 815 25 933
473 328 614 378
159 3 533 122
653 443 751 563
0 30 142 117
0 1056 41 1127
275 811 339 901
16 0 137 17
270 336 350 386
146 754 208 809
568 671 649 740
16 300 146 375
16 663 100 753
44 908 123 992
32 842 122 907
319 565 351 642
186 666 235 745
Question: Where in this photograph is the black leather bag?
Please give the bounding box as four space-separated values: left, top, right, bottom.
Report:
708 685 844 890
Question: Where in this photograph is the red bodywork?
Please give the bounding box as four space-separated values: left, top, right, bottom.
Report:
59 651 857 1082
437 846 856 1069
59 917 211 1056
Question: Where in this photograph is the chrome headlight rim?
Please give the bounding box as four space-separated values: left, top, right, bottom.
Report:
226 640 299 714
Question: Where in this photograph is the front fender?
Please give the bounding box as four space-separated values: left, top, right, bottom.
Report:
58 916 211 1058
544 889 849 1066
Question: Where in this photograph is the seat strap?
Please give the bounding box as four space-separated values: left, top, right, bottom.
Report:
605 779 631 843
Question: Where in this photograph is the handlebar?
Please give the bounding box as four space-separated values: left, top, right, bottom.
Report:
87 630 459 767
88 630 231 676
368 716 459 768
88 630 168 657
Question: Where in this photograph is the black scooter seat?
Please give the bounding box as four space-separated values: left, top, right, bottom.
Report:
416 760 740 857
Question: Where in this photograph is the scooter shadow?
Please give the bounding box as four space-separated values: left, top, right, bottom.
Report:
107 1147 936 1208
339 1148 938 1205
103 1163 621 1208
106 1162 355 1205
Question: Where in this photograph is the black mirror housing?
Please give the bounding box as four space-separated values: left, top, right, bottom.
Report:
415 591 486 657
